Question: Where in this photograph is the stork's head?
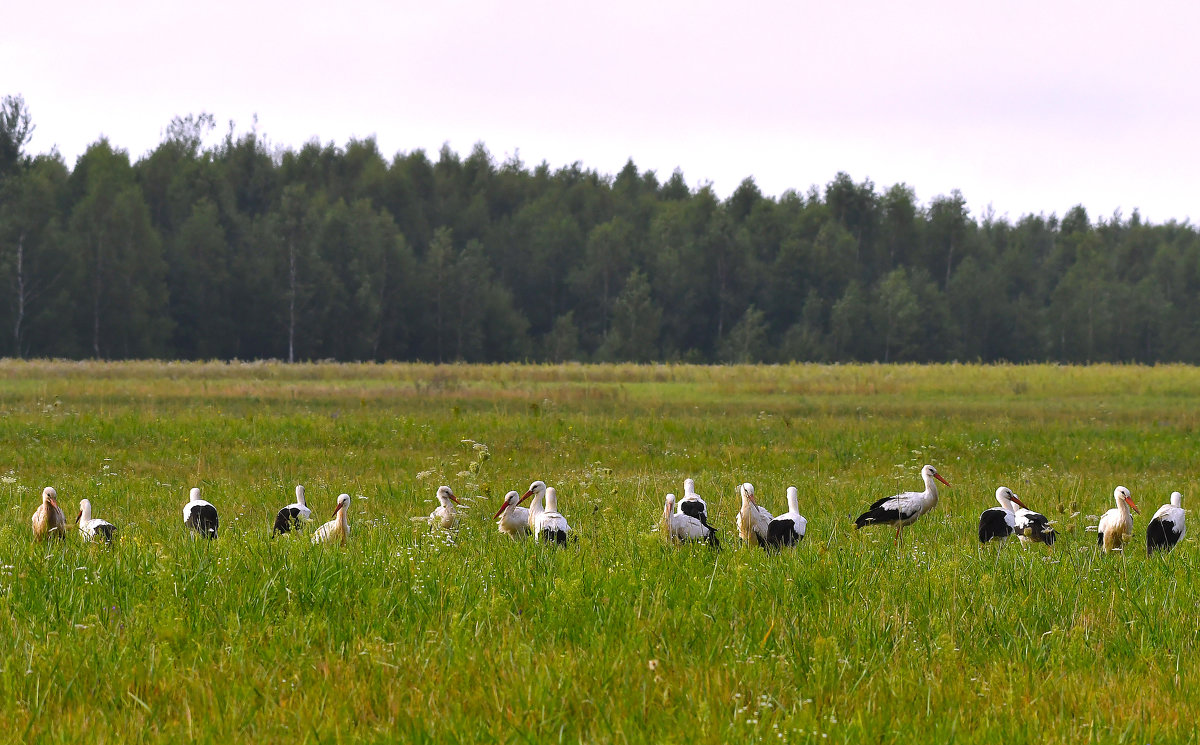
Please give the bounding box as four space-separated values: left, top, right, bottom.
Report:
436 485 460 507
995 486 1026 510
520 480 547 504
1171 491 1184 508
923 465 950 487
739 483 756 504
683 478 696 495
333 493 351 516
493 490 520 520
76 498 93 524
42 486 58 507
188 487 202 503
1114 486 1139 514
545 487 560 512
295 485 306 505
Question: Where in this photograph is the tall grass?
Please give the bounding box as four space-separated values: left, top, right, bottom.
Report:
0 362 1197 743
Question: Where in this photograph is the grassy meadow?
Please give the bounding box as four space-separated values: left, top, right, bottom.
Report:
1 361 1199 743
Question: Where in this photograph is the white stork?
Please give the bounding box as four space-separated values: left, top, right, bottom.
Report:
32 486 67 541
978 486 1022 543
492 490 531 539
183 487 219 539
765 486 806 548
1146 491 1185 555
854 464 950 543
676 478 713 531
1097 486 1139 552
313 493 351 545
76 499 116 543
661 492 719 547
523 481 572 544
411 485 462 530
736 482 773 548
273 484 312 535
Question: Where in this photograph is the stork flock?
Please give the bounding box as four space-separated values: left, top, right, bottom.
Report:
27 464 1187 555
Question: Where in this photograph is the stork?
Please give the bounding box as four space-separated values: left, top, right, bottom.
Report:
411 486 461 530
736 483 773 548
312 493 351 545
854 465 949 543
661 492 719 547
76 498 116 543
523 481 572 544
1097 486 1140 552
978 486 1023 543
676 478 713 531
273 484 312 535
1146 491 1185 555
492 490 531 539
32 486 67 541
765 486 806 548
183 487 219 539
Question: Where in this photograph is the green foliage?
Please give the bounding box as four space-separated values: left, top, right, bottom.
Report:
6 97 1200 363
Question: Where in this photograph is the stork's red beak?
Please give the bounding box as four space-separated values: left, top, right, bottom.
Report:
492 498 509 520
332 503 342 517
934 474 950 487
1010 495 1027 510
75 510 81 524
449 493 461 505
519 489 533 504
1125 496 1140 514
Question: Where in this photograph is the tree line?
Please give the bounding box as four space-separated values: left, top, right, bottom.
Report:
1 94 1198 364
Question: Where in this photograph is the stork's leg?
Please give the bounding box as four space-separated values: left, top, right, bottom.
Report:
895 523 902 545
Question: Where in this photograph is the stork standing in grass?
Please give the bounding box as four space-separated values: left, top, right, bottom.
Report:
492 490 531 539
183 487 219 539
523 481 572 544
76 499 116 543
32 486 66 541
978 487 1022 543
411 485 462 530
736 482 773 548
1097 486 1139 552
313 493 351 545
1146 491 1184 555
662 492 719 547
765 486 806 549
854 465 950 543
273 485 312 535
676 478 713 531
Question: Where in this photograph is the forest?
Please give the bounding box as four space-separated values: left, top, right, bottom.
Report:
1 94 1197 364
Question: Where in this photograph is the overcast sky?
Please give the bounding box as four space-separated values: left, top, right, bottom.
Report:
6 0 1198 223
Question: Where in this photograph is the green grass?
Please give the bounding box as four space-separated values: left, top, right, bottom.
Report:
1 361 1199 743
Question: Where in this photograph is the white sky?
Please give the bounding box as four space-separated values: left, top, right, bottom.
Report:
5 0 1199 223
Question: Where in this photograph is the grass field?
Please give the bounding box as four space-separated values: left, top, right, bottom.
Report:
1 361 1198 743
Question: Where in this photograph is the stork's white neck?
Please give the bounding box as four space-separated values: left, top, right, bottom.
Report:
296 486 306 507
1114 496 1131 518
79 501 93 522
529 489 545 520
995 493 1016 513
923 472 940 499
1171 491 1183 508
786 488 799 515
